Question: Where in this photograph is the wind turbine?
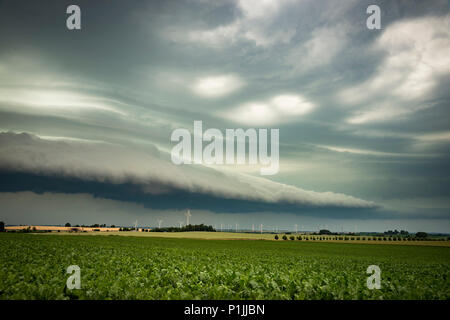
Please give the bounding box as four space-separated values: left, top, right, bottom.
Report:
260 224 263 234
178 221 183 228
134 220 138 231
235 223 239 233
185 210 192 226
157 219 163 229
294 224 298 234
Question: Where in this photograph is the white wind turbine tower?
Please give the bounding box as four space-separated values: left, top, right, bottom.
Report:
294 224 298 234
157 219 163 229
178 221 183 228
185 210 192 226
134 220 138 231
235 223 239 233
260 224 263 234
252 224 255 232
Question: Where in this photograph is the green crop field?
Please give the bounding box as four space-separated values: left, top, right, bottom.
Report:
48 230 450 246
0 233 449 300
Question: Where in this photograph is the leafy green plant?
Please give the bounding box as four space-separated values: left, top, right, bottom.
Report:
1 233 448 300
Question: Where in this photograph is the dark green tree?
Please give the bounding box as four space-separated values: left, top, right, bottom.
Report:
416 232 428 238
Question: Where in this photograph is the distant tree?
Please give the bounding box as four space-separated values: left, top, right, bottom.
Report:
111 225 116 228
282 235 288 240
274 235 279 240
416 232 428 238
65 223 71 227
297 236 302 240
289 235 295 240
150 224 215 233
319 229 332 235
0 221 4 232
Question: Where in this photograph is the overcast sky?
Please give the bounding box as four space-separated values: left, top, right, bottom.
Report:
0 0 449 232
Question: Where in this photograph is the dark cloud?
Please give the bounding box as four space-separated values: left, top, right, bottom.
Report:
0 0 449 230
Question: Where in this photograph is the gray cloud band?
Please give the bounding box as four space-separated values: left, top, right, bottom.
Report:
0 132 375 209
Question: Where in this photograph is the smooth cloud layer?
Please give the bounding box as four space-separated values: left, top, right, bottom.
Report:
221 94 315 125
192 74 244 97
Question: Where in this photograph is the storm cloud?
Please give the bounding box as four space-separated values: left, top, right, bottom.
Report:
0 0 449 231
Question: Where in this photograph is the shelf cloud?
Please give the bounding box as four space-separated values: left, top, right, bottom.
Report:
0 132 375 211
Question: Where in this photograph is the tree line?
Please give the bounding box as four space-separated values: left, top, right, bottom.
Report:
148 224 215 232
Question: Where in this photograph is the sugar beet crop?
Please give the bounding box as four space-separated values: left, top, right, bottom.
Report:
0 233 449 299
